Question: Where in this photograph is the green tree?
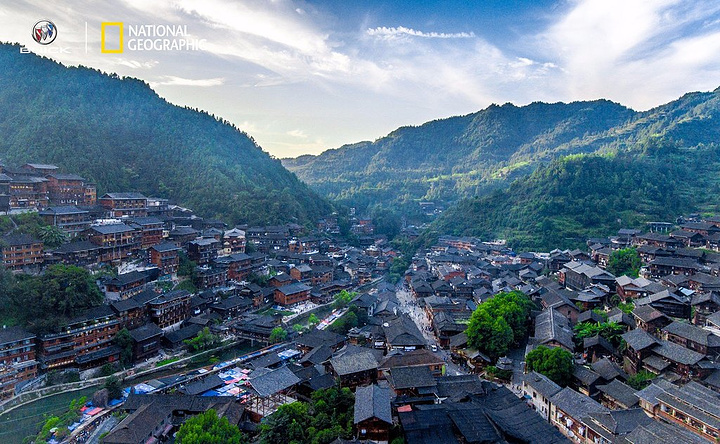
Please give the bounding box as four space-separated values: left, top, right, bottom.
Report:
269 327 287 344
184 327 221 352
525 346 574 385
176 410 247 444
333 290 356 309
114 328 134 367
38 225 68 249
465 291 534 358
17 264 103 333
104 375 122 400
626 370 656 390
308 313 320 326
573 321 625 347
259 401 310 444
259 387 354 444
607 247 641 278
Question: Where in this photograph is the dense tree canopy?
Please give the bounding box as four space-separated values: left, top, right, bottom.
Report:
465 291 535 358
0 43 332 225
525 346 574 386
176 410 247 444
259 387 354 444
607 248 642 278
0 264 103 333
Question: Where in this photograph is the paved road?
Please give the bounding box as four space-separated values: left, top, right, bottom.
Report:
395 284 466 376
83 415 118 444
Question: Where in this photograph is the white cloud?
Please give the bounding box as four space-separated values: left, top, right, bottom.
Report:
366 26 476 40
151 75 224 87
287 129 309 139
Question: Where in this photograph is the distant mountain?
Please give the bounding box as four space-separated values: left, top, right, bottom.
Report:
283 99 636 215
428 89 720 250
0 43 331 225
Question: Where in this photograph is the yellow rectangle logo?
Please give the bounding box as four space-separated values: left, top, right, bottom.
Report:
101 22 123 53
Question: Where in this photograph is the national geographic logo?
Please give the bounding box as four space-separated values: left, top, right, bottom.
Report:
101 22 206 53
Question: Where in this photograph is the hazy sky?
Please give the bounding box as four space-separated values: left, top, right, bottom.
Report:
2 0 720 157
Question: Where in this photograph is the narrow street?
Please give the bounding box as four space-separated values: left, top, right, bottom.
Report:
395 283 465 376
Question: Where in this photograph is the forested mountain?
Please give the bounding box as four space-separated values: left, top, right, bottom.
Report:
284 88 720 226
283 99 636 214
0 43 331 225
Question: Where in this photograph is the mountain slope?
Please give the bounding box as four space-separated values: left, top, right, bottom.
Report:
283 99 636 214
0 43 331 225
427 90 720 250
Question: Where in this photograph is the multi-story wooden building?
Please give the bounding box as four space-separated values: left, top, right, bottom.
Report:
655 381 720 441
87 224 140 263
39 206 92 238
150 242 180 275
128 217 164 248
187 238 220 265
222 228 246 254
99 192 148 217
45 173 96 206
38 305 120 371
274 282 312 305
0 234 43 270
8 176 49 209
215 253 253 281
148 290 191 329
0 326 37 400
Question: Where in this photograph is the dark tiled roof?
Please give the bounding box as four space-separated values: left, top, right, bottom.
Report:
0 326 34 345
596 379 638 407
330 346 378 376
277 282 312 295
354 384 392 425
90 223 135 235
249 365 301 397
151 241 180 253
128 323 163 342
652 340 705 365
550 387 609 418
102 192 147 200
523 371 562 399
389 365 437 390
39 205 87 215
1 233 40 246
621 329 658 351
623 419 709 443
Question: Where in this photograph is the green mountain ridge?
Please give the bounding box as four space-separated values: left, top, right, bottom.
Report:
283 99 637 214
285 86 720 249
0 43 332 225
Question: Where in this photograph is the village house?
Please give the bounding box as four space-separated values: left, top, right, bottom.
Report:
45 173 96 206
38 305 120 371
148 290 192 330
87 223 140 263
522 371 562 421
0 326 37 400
99 192 149 217
353 384 393 442
149 242 180 275
128 323 164 362
127 217 164 248
274 282 311 306
654 381 720 441
187 238 221 265
0 233 43 270
39 205 92 237
549 387 609 442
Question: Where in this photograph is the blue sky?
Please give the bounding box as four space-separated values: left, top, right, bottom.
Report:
2 0 720 157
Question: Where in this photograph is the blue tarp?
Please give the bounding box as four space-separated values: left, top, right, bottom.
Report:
202 390 221 396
